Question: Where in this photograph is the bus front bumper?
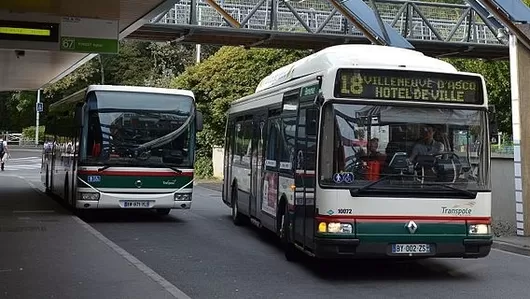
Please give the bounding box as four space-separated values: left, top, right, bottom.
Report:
314 237 492 259
75 192 192 210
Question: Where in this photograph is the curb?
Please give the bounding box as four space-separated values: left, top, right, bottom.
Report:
492 240 530 256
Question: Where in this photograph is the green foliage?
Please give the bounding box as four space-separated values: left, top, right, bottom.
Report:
194 151 214 178
171 46 311 148
22 126 45 142
43 60 99 100
447 58 511 135
3 91 40 131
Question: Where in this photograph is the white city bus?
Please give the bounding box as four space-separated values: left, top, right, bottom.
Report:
42 85 202 215
222 44 494 260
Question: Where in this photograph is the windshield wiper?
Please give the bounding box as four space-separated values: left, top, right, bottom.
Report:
168 166 183 173
350 174 405 195
98 164 111 172
420 183 477 198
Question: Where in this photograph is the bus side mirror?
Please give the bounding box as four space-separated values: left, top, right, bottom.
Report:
75 104 84 127
196 111 203 132
313 92 324 108
488 105 498 142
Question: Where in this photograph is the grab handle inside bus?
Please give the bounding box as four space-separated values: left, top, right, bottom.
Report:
196 111 203 132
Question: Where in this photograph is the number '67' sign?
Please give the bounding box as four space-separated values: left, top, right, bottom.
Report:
61 37 76 50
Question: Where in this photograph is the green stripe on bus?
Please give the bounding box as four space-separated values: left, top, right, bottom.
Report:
77 174 193 189
356 222 467 235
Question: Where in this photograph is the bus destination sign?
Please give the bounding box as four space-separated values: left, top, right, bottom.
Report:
335 69 484 104
0 20 59 43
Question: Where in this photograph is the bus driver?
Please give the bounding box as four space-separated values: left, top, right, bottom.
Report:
409 125 444 162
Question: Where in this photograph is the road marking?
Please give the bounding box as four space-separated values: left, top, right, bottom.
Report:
1 156 42 171
72 216 192 299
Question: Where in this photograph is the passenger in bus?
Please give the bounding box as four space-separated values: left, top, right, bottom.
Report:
409 125 444 162
364 138 386 181
366 138 386 162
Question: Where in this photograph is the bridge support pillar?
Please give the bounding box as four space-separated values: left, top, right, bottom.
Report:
509 32 530 236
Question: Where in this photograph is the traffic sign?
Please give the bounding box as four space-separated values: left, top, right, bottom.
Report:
36 102 43 113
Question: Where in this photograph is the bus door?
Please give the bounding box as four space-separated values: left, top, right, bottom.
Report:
294 104 319 248
260 109 281 231
222 119 234 205
250 113 267 218
234 116 253 215
279 89 300 240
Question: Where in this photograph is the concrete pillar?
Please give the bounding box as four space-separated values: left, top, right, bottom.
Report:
510 33 530 236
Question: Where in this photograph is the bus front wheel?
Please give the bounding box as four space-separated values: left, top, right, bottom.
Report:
280 202 300 262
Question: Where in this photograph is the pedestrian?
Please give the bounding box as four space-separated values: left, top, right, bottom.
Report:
0 138 9 171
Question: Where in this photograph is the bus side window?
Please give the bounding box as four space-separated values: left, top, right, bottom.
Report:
265 119 280 171
280 116 296 173
234 120 252 168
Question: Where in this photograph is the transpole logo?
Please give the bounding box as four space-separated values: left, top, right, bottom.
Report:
441 202 475 216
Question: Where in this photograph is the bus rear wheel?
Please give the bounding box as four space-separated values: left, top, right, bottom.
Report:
231 187 245 226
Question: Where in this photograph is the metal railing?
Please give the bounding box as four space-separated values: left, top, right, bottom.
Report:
151 0 504 46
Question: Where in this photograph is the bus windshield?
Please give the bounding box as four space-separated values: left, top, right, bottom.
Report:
319 103 490 194
80 91 195 168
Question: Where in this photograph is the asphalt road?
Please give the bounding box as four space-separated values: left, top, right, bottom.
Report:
5 148 530 299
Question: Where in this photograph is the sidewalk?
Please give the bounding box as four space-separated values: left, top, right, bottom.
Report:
0 175 186 299
493 235 530 256
195 181 530 257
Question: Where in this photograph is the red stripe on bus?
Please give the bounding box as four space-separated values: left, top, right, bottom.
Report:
295 173 315 177
78 170 193 177
316 215 491 224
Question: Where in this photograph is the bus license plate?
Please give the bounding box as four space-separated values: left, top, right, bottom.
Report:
391 244 431 254
123 201 150 208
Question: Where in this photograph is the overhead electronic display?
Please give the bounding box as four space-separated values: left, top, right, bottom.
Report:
335 68 484 105
0 20 59 42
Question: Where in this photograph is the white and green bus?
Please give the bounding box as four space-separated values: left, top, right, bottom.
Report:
42 85 202 215
222 44 494 260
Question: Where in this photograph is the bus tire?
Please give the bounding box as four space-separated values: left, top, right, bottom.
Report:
156 208 171 215
281 202 299 262
231 186 245 226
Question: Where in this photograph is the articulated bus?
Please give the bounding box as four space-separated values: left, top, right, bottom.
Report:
222 45 495 260
42 85 203 215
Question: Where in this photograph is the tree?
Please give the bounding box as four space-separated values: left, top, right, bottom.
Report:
448 58 511 136
171 46 311 148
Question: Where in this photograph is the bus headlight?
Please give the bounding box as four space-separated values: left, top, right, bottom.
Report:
78 192 100 201
174 193 192 201
469 224 490 235
318 222 353 234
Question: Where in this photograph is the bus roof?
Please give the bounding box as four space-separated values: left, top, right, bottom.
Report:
50 85 195 111
255 44 458 93
86 85 194 98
